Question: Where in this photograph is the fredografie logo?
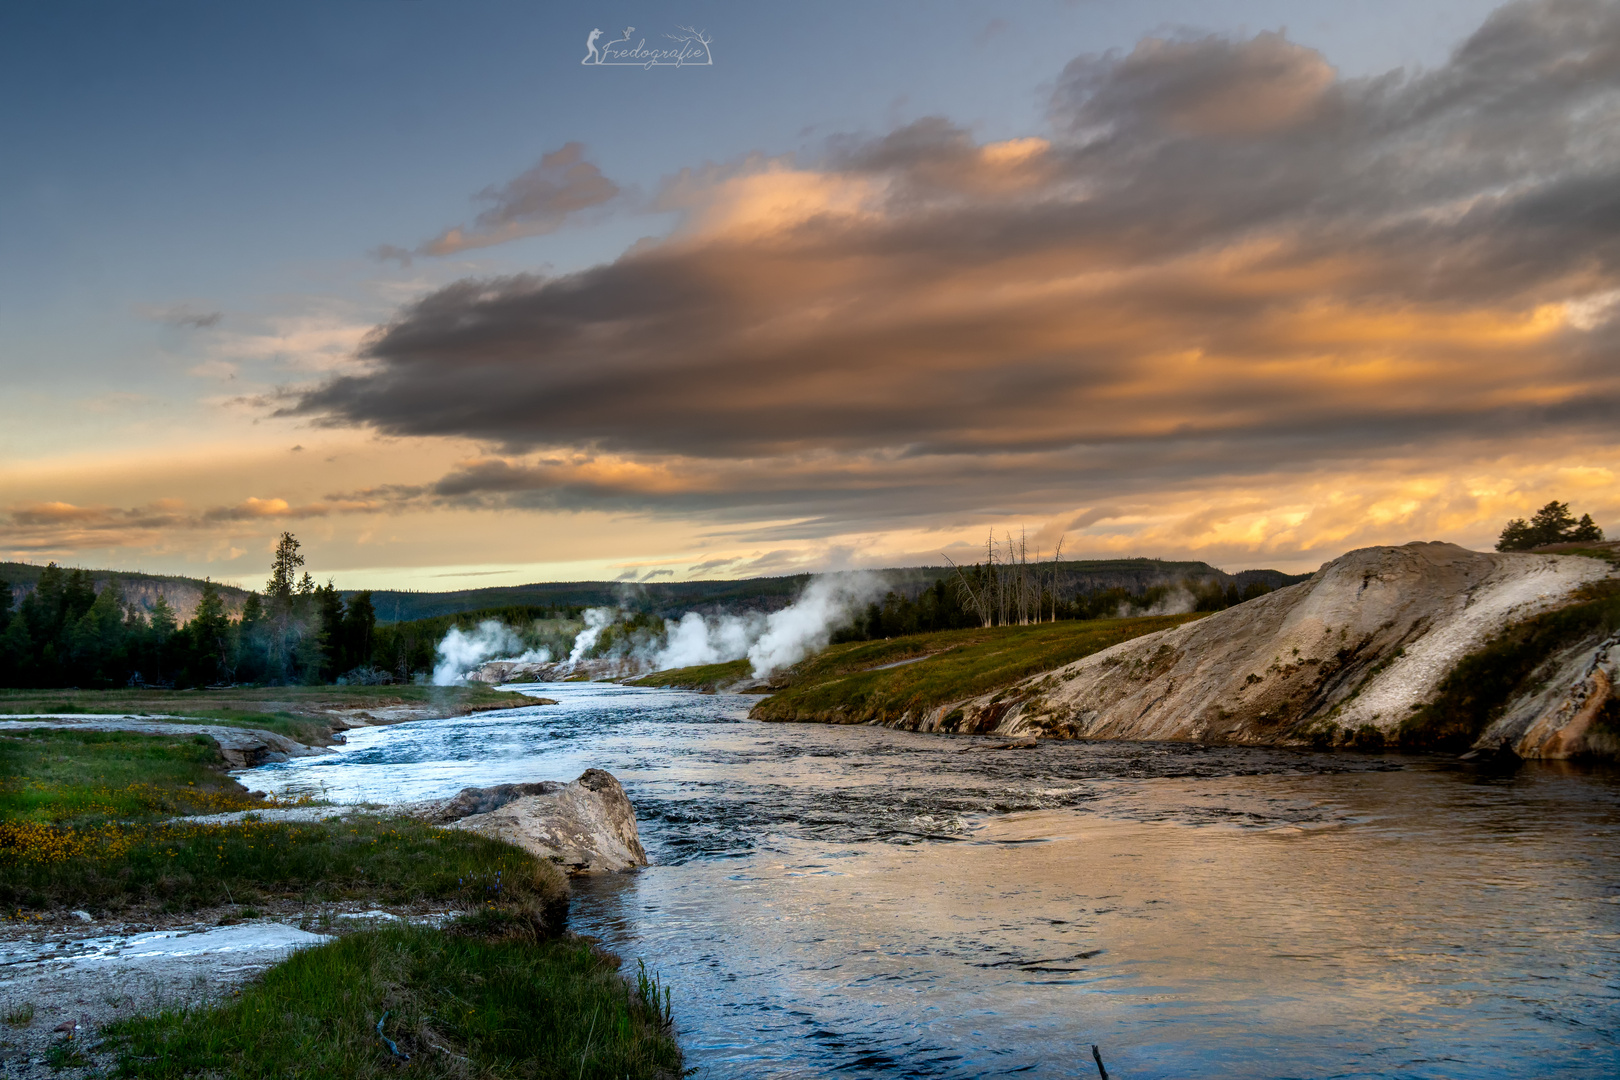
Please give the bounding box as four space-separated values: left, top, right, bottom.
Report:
583 25 713 68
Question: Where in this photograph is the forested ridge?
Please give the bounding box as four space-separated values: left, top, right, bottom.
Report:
0 534 1307 690
0 535 374 689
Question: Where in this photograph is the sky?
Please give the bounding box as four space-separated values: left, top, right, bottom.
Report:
2 0 1617 590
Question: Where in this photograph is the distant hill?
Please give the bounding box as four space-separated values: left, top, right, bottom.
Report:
359 575 816 623
2 556 1310 626
355 559 1311 624
0 562 253 622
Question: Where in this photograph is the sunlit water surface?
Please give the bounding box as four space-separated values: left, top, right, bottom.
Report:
249 683 1620 1078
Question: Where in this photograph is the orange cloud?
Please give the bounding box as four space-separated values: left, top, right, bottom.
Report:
14 2 1620 582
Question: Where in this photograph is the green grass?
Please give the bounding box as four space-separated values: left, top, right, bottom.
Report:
0 684 532 745
47 1041 93 1069
1399 580 1620 751
625 658 753 692
1 813 568 922
0 727 567 921
1 728 257 824
749 615 1198 725
106 925 682 1079
0 703 678 1078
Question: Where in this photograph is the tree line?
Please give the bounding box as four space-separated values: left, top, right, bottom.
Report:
1496 501 1605 551
0 534 378 689
832 567 1272 643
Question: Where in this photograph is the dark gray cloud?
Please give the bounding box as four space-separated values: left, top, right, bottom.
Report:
1 494 374 553
382 143 621 262
140 303 222 329
296 0 1620 527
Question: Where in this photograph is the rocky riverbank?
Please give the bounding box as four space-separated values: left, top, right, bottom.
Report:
906 543 1618 757
188 770 651 875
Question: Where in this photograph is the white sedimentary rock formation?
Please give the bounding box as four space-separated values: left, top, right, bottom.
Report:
919 542 1615 756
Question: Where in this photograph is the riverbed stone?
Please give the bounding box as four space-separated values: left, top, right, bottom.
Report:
428 769 649 874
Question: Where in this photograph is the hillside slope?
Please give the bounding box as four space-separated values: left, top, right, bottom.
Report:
901 543 1617 757
744 615 1198 727
361 559 1306 623
0 562 252 621
4 556 1305 627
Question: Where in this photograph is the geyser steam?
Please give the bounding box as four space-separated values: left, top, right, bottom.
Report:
430 572 885 684
432 619 551 686
745 573 881 677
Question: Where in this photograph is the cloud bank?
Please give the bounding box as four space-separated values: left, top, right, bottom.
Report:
288 0 1620 553
10 2 1619 577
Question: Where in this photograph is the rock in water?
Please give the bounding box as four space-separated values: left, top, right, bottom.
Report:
430 769 648 874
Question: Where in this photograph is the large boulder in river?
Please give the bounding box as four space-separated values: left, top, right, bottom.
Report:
419 769 649 874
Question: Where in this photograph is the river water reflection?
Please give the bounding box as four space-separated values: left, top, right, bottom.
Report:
249 683 1620 1078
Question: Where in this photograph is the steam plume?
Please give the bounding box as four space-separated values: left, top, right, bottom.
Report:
745 573 882 677
429 572 886 684
432 619 551 685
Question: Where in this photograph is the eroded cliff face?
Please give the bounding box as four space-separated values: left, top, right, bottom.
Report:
921 543 1616 756
1475 630 1620 759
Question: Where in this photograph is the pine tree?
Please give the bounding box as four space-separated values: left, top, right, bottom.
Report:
190 580 231 684
0 615 32 688
266 533 304 601
344 591 377 673
238 592 266 682
62 569 96 627
315 582 346 681
1572 513 1604 542
31 563 64 640
0 576 11 623
1497 501 1607 551
264 533 306 681
149 595 178 642
71 580 126 685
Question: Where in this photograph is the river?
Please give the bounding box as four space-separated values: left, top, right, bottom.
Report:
247 683 1620 1079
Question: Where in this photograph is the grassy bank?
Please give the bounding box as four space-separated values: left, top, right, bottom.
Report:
729 615 1198 725
0 727 567 923
108 927 682 1079
626 658 755 693
1 812 568 921
1 728 258 824
0 683 532 745
0 726 681 1076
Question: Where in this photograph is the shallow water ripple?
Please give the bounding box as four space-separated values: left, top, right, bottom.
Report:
250 682 1620 1078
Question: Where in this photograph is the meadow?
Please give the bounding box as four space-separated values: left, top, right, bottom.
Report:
637 615 1201 725
0 683 531 744
0 724 680 1077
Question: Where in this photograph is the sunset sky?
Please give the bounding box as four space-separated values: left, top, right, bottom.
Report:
3 0 1617 590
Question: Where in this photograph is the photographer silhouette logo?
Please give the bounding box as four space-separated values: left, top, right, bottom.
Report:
583 25 713 68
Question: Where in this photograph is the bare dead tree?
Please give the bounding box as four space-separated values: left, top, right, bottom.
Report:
950 527 1065 628
943 554 992 628
1048 534 1066 622
1015 529 1028 625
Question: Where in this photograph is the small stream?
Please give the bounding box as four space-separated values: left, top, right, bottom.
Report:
249 683 1620 1078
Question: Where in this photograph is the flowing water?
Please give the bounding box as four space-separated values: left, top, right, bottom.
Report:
248 683 1620 1079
